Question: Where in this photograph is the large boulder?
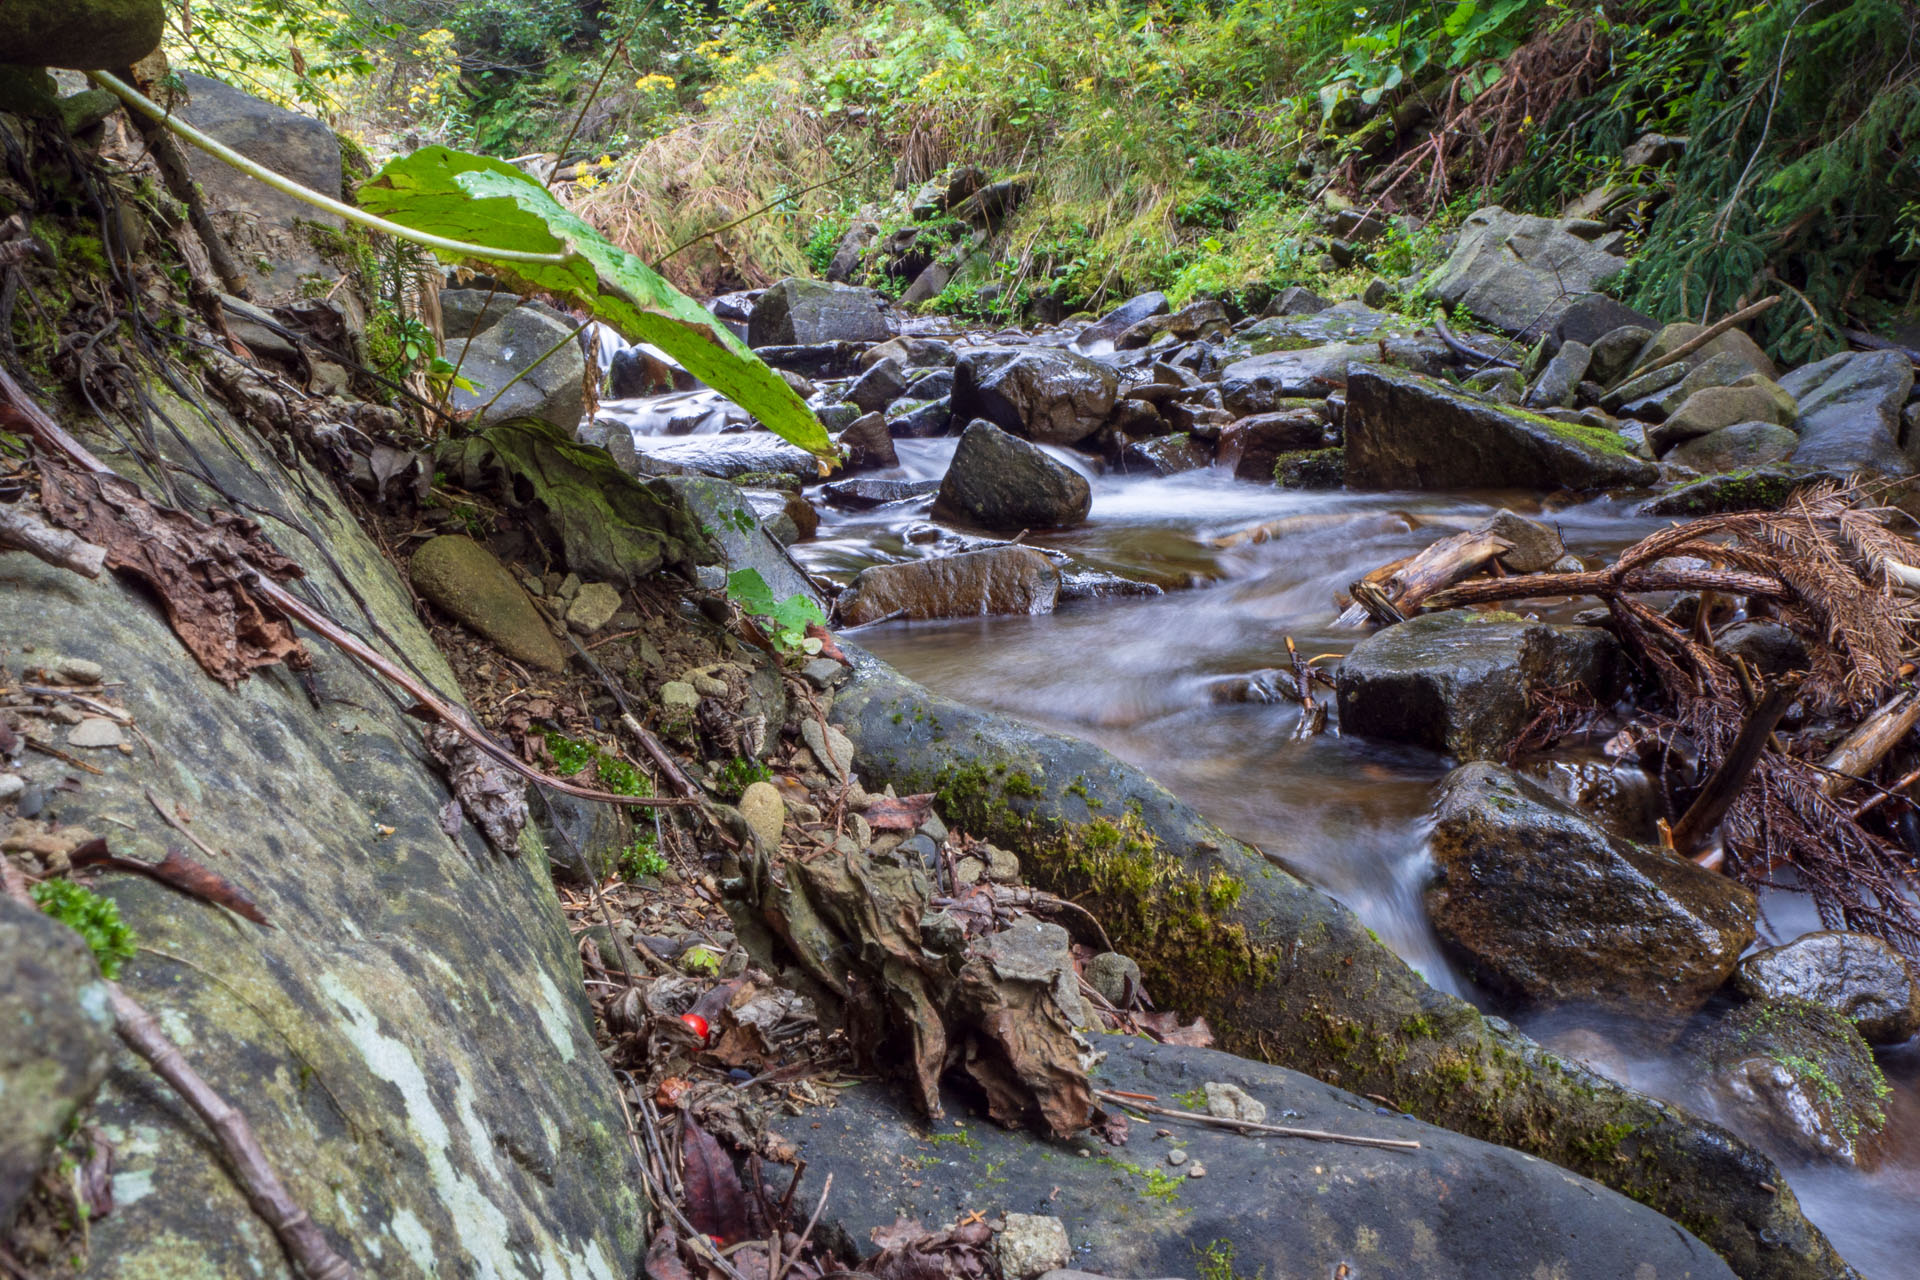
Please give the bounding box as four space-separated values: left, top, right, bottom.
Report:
826 650 1852 1280
614 431 819 483
1215 408 1325 480
1345 367 1657 490
1427 764 1756 1018
447 306 589 431
748 278 893 347
791 1034 1737 1280
1423 206 1628 338
1782 350 1916 474
1735 932 1920 1045
0 0 161 67
1335 610 1615 760
1648 378 1798 455
1667 422 1800 472
935 419 1091 531
836 547 1061 625
1 378 642 1275
952 348 1120 445
177 74 344 302
0 897 115 1231
1682 999 1889 1166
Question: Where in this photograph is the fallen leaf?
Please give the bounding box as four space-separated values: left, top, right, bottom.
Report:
869 1218 930 1251
1093 1107 1130 1146
645 1228 696 1280
681 1117 751 1245
862 793 936 831
655 1077 692 1109
805 624 846 664
71 840 271 926
1137 1011 1213 1047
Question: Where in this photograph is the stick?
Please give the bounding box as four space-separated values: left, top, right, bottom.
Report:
1670 679 1797 857
1819 692 1920 796
1423 564 1785 611
1615 296 1780 387
771 1172 832 1280
0 863 357 1279
1335 530 1512 626
0 503 107 576
1092 1089 1421 1151
1433 312 1519 369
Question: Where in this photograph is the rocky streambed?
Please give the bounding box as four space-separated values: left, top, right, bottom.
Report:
578 266 1920 1277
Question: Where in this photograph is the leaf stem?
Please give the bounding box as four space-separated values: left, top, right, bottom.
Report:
87 71 575 268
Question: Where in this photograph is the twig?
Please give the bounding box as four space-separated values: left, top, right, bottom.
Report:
0 864 357 1279
23 736 106 774
1615 296 1780 386
772 1172 832 1280
1433 313 1519 369
1093 1090 1420 1151
0 503 107 576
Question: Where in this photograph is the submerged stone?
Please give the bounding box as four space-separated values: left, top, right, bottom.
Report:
836 547 1060 625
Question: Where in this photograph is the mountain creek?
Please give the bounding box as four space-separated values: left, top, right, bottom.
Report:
8 44 1920 1280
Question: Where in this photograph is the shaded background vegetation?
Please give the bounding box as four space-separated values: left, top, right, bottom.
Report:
169 0 1920 358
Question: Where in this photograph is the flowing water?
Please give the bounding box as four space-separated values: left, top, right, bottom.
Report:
599 342 1920 1276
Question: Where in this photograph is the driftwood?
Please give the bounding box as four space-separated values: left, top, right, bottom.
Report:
0 861 358 1279
1432 312 1520 369
1819 692 1920 795
1338 529 1512 626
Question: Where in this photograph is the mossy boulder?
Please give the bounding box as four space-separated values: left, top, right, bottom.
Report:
0 0 161 68
1683 999 1891 1167
1426 763 1756 1018
1345 367 1658 491
828 648 1850 1280
1735 932 1920 1046
410 534 569 672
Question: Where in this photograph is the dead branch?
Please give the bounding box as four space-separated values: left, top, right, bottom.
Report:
1338 529 1512 626
0 502 107 576
1615 296 1780 387
1818 692 1920 794
0 862 357 1279
1432 313 1519 369
1425 564 1786 610
1093 1089 1421 1151
1669 678 1797 858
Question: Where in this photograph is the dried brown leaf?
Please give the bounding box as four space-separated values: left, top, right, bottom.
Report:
646 1228 697 1280
72 839 270 926
682 1118 752 1245
863 794 936 831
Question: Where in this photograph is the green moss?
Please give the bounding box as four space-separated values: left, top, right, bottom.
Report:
1273 448 1344 489
1095 1156 1185 1204
32 879 136 978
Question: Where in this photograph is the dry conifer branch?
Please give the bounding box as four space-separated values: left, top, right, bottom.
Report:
0 862 358 1279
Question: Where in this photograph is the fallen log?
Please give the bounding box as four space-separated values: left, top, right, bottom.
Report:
1336 529 1511 626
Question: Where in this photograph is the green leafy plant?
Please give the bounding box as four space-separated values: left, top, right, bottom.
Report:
357 147 837 461
32 879 137 979
725 568 826 655
619 836 668 879
713 755 772 798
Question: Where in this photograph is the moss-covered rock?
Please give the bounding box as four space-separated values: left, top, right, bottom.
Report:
829 649 1851 1280
410 534 569 672
0 0 161 69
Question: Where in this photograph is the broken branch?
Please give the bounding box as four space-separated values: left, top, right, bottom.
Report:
1093 1089 1422 1151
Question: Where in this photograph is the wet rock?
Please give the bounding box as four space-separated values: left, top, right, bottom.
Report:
822 477 941 509
177 73 344 301
1074 295 1169 350
607 344 679 398
1683 998 1888 1166
1083 951 1141 1006
952 348 1119 445
862 335 956 369
621 432 818 482
1478 510 1566 573
411 534 568 671
748 278 893 347
837 547 1060 625
1058 569 1165 601
1272 447 1344 489
827 221 879 282
0 896 114 1231
1215 408 1325 480
887 397 953 438
1266 285 1332 316
996 1214 1071 1279
1735 932 1920 1045
828 649 1852 1280
790 1032 1736 1280
848 357 911 413
1603 360 1689 415
448 307 588 431
1336 610 1615 760
1714 619 1808 679
1345 367 1658 491
935 420 1091 531
1648 379 1797 455
1121 434 1211 476
1231 301 1407 352
0 0 160 67
1525 340 1590 409
1667 422 1800 472
1428 763 1755 1017
1424 207 1628 339
1637 321 1778 381
837 411 900 472
1115 299 1231 351
1218 344 1372 413
753 342 868 379
1640 466 1837 517
904 368 954 400
1780 349 1916 474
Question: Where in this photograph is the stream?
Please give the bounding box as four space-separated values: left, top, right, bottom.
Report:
598 338 1920 1278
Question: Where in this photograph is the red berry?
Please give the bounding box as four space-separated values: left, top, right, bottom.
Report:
680 1013 711 1040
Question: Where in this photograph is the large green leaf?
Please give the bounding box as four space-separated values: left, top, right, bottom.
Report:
359 146 837 464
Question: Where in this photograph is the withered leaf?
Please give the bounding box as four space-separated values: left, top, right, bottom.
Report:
869 1218 929 1252
1138 1011 1213 1048
949 955 1092 1138
805 624 847 664
72 840 271 926
655 1077 692 1109
646 1228 696 1280
1093 1107 1130 1146
681 1118 752 1245
731 1245 772 1280
35 460 308 687
862 793 936 831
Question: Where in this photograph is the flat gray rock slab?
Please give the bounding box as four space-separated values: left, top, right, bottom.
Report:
789 1035 1735 1280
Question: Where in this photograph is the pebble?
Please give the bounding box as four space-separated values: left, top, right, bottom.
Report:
18 781 46 817
49 656 103 684
800 657 847 690
801 719 856 782
67 717 125 748
1165 1148 1188 1166
660 681 700 712
0 774 22 802
1187 1164 1206 1178
566 582 623 634
1204 1081 1268 1125
738 781 786 850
